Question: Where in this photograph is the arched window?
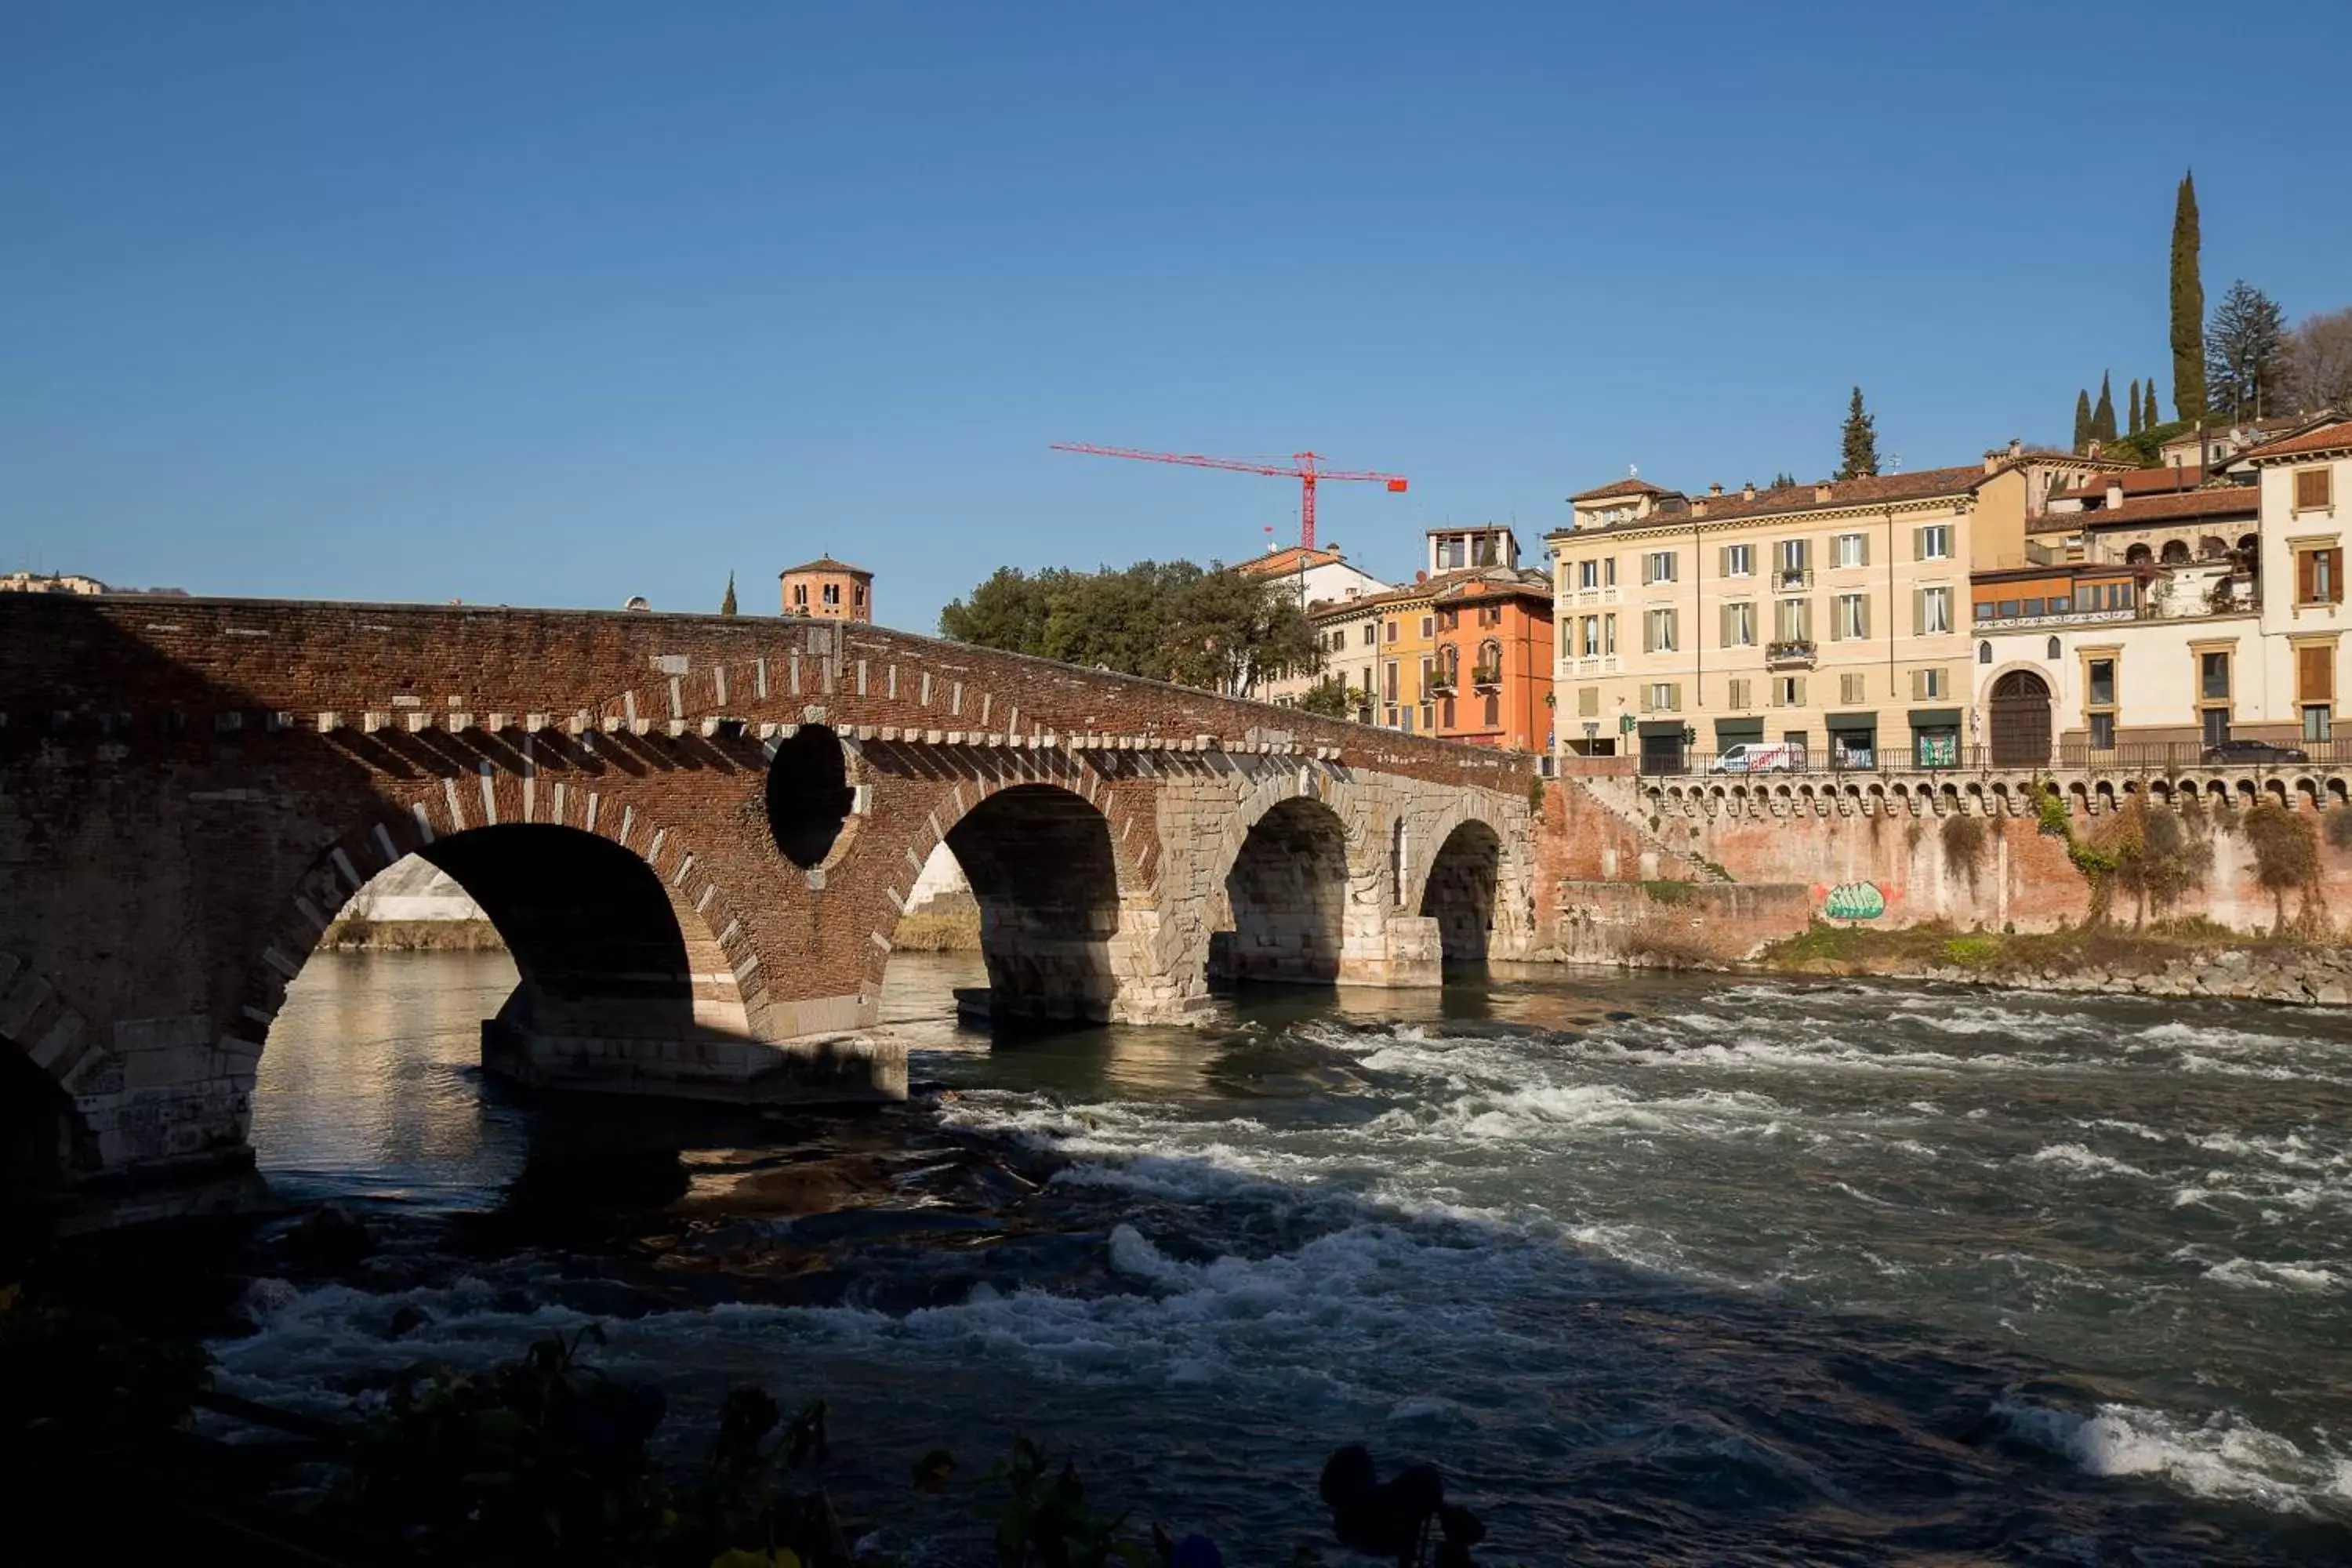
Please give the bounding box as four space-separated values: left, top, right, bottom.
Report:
2160 539 2190 566
2047 636 2062 659
1475 638 1502 684
1439 644 1459 686
2125 543 2154 566
1979 641 1992 664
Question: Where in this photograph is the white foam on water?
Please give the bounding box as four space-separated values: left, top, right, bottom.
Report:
1994 1394 2345 1515
2025 1143 2154 1180
2201 1256 2341 1292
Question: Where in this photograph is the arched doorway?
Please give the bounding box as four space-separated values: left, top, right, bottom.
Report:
1420 820 1501 970
1217 797 1351 985
1989 670 2053 768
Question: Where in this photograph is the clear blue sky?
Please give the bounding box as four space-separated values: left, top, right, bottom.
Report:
7 2 2348 631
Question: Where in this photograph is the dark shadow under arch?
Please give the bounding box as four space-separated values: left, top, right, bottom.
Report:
1421 819 1501 970
942 785 1123 1025
1216 797 1349 985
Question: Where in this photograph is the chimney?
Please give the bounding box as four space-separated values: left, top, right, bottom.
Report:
2009 437 2024 458
1415 569 1427 583
1740 481 1756 500
1690 500 1709 517
1708 482 1723 496
2104 482 2125 510
1814 483 1835 503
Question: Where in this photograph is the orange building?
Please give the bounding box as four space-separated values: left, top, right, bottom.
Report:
1427 528 1555 750
779 556 873 622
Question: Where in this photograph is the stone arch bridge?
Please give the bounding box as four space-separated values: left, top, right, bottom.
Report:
0 597 1535 1196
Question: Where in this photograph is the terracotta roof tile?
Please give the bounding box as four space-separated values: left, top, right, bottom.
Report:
1568 477 1680 503
2238 419 2352 463
2053 469 2238 501
779 556 870 577
2061 489 2258 527
1562 465 1981 535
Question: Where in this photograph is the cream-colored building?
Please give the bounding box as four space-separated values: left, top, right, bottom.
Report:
1549 448 2110 773
1962 417 2352 762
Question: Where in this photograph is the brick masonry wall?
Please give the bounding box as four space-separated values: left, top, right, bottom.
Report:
0 596 1535 1185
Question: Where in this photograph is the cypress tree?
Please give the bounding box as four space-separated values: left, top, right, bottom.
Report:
1836 386 1878 480
2127 377 2141 436
2073 388 2092 452
2144 379 2160 432
2092 372 2118 443
720 572 738 616
2170 171 2207 420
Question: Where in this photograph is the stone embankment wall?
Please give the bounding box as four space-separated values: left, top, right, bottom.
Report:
1535 764 2352 970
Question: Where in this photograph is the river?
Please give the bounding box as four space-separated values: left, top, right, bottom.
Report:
225 949 2352 1563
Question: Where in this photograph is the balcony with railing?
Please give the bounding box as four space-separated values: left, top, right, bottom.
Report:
1765 639 1817 669
1471 662 1504 689
1774 567 1815 590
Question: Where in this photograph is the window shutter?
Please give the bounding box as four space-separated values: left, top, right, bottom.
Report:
1668 684 1681 713
1912 587 1927 634
2301 645 2335 702
2298 469 2332 510
1856 535 1870 568
1858 596 1871 639
1719 604 1733 648
1912 526 1927 561
1579 687 1599 717
1791 676 1806 706
2299 550 2318 604
1718 545 1730 577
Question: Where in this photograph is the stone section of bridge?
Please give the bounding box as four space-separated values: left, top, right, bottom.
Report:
0 597 1534 1200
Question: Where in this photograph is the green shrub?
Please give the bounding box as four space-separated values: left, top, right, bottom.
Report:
1940 935 2002 969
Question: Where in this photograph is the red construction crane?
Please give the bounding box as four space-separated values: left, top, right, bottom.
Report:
1051 443 1406 553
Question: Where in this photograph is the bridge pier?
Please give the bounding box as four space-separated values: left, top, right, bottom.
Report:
480 1019 904 1105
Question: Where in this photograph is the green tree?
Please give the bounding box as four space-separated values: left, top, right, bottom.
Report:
2143 378 2161 431
2206 279 2289 421
720 572 738 616
2171 170 2207 420
2091 372 2118 443
938 558 1317 697
1296 675 1354 718
2126 376 2142 436
1835 387 1878 480
2072 388 2092 452
1769 471 1796 489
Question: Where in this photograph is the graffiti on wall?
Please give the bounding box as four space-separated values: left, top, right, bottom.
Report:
1823 880 1886 921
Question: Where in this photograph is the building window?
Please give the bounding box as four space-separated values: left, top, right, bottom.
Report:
2307 706 2334 742
1383 662 1399 702
1774 539 1810 584
1771 674 1805 707
793 583 809 607
1917 586 1952 635
2046 635 2062 659
1421 615 1435 637
1474 639 1503 684
2021 597 2045 617
1443 537 1466 569
1916 524 1953 560
2088 658 2116 706
1912 667 1947 700
1603 614 1617 655
1643 550 1678 585
1727 677 1751 709
2202 707 2230 746
1577 560 1599 590
1483 692 1500 728
2200 650 2231 700
1833 593 1868 640
1385 620 1399 644
1645 681 1680 713
1363 622 1377 646
1835 532 1867 568
2089 712 2116 748
1978 641 1991 663
822 583 841 606
1579 617 1601 657
2297 546 2342 605
1723 543 1755 577
1776 597 1811 643
2050 595 2071 613
1839 672 1865 705
2296 468 2335 512
1722 601 1756 647
1644 608 1678 652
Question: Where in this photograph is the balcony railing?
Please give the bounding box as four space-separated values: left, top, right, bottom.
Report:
1774 567 1815 590
1630 739 2352 779
1765 639 1817 669
1471 665 1503 688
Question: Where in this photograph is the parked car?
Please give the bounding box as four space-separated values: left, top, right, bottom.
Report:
1708 742 1800 775
2201 738 2311 764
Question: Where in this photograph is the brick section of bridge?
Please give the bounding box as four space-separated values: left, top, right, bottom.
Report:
0 597 1534 1200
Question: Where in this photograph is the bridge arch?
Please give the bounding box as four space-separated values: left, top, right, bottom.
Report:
1420 818 1502 968
241 782 766 1062
1218 793 1354 984
0 956 103 1187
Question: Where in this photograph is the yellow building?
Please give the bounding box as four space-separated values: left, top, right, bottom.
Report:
1548 448 2115 774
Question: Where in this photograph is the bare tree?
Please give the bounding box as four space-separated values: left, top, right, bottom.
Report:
2287 306 2352 416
